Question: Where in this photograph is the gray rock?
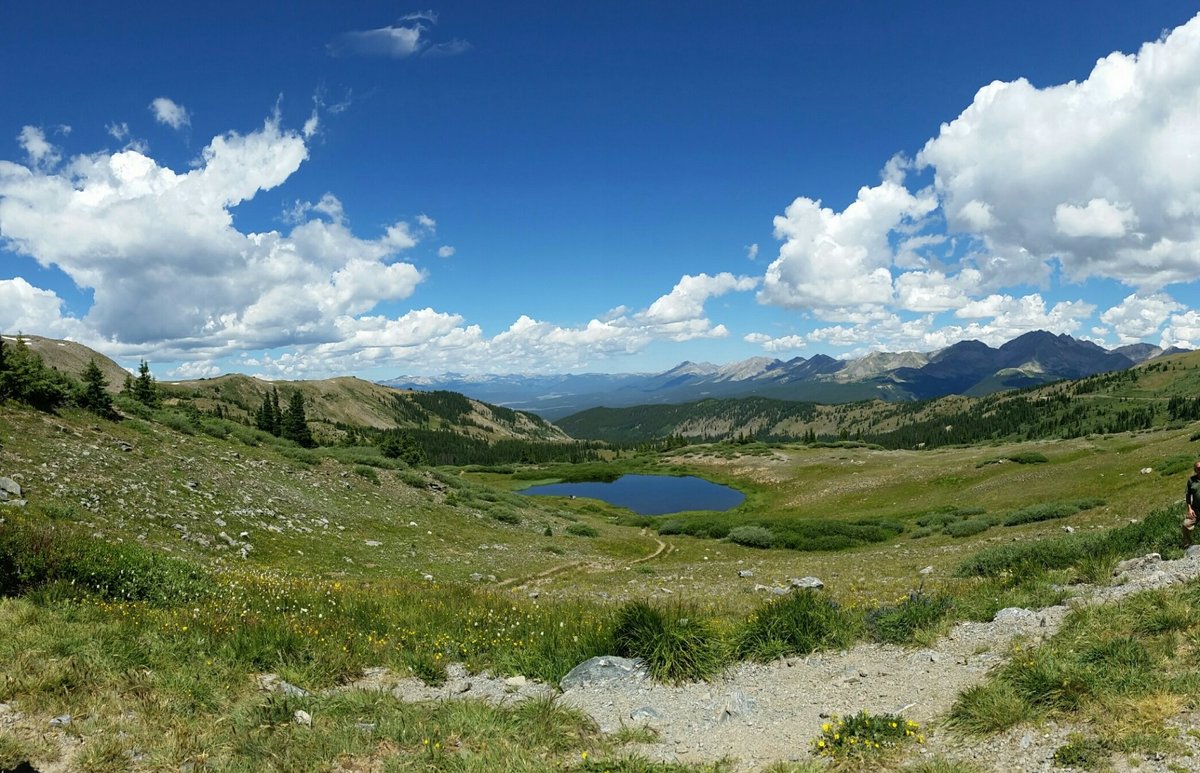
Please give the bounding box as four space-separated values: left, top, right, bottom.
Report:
992 607 1038 625
293 709 312 727
1113 553 1162 575
0 477 21 499
1186 545 1200 559
789 576 824 589
50 714 71 727
355 722 377 734
469 573 485 582
717 690 756 722
630 706 664 722
738 570 753 578
281 680 310 698
560 656 647 690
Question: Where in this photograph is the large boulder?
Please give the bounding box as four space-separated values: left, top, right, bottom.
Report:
560 656 646 691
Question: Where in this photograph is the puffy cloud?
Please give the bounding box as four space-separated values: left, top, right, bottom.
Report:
744 332 806 353
894 269 981 313
758 180 937 312
0 116 425 351
1054 198 1138 238
106 122 130 142
1161 310 1200 350
1099 292 1183 343
642 272 757 325
17 126 60 169
745 243 758 260
149 97 190 130
437 245 456 258
917 14 1200 289
0 277 89 338
954 293 1095 336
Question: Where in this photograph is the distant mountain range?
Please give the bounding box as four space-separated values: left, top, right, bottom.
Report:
383 332 1186 419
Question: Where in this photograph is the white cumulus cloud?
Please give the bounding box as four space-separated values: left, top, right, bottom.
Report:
1099 292 1183 344
917 14 1200 289
759 180 937 314
149 97 190 130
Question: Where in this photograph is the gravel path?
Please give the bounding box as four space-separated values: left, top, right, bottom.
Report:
555 549 1200 771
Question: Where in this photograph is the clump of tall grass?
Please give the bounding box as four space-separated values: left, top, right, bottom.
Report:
950 587 1197 741
867 591 953 645
956 505 1180 578
1002 498 1104 527
612 601 727 683
735 590 861 661
0 511 214 606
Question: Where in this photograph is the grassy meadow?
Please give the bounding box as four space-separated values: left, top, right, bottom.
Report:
0 398 1197 771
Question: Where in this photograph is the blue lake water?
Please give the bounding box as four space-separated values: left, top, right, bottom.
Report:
519 474 744 515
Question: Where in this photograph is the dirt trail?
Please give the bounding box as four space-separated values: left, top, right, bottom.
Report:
495 560 584 589
558 550 1200 772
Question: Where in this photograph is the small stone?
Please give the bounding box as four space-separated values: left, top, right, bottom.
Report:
504 675 527 687
919 565 934 576
50 714 71 727
630 706 663 722
469 573 484 582
1185 545 1200 559
1062 525 1075 533
790 576 824 589
355 722 376 734
528 590 540 599
422 574 434 582
364 540 382 547
738 570 753 578
293 709 312 727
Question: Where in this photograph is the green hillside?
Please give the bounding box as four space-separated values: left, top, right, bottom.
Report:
1 337 1199 771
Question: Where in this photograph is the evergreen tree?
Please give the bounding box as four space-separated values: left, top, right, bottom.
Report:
379 430 426 465
254 394 273 433
78 359 116 419
131 359 159 407
0 335 73 411
270 388 283 436
282 391 315 447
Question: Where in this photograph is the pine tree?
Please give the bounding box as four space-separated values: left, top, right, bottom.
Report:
131 359 159 407
0 335 72 411
270 389 283 436
78 359 116 419
282 391 315 448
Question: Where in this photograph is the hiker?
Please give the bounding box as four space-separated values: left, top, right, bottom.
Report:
1186 461 1200 548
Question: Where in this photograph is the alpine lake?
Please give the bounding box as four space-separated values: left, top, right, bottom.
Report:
518 474 745 515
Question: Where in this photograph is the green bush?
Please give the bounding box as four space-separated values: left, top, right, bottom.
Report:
612 601 727 683
353 465 380 485
655 520 683 536
1007 452 1049 464
490 509 522 525
565 523 598 537
727 525 774 549
944 518 992 538
1002 499 1104 527
736 590 860 661
867 591 953 644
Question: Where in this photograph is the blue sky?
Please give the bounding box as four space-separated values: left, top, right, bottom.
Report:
3 2 1200 380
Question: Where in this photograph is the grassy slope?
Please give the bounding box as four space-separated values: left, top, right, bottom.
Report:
1 396 1197 770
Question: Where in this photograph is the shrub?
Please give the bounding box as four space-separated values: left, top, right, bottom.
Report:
656 519 684 536
812 711 922 761
727 525 774 549
1007 452 1049 464
944 518 992 538
868 591 953 644
490 509 522 525
565 523 598 537
353 465 380 485
736 590 860 661
1002 499 1104 527
612 601 727 683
